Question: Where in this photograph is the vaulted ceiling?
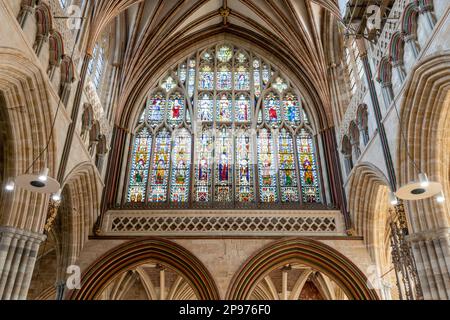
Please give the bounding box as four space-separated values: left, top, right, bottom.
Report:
86 0 342 129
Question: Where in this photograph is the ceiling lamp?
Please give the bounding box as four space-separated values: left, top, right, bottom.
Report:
436 191 446 204
52 189 62 202
15 168 60 194
5 178 15 191
396 172 443 201
389 191 399 206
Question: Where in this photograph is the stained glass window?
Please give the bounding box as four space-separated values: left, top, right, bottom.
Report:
235 129 254 202
197 93 213 122
215 127 233 201
283 93 301 125
194 128 214 202
297 129 321 203
217 65 232 91
258 128 278 203
147 93 165 126
235 65 250 91
278 128 299 202
235 94 251 123
126 43 323 206
148 129 171 202
216 93 232 122
264 92 281 128
167 92 185 127
253 59 262 98
199 65 214 90
170 129 191 202
127 127 152 203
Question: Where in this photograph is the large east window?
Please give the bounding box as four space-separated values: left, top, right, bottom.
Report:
126 44 322 205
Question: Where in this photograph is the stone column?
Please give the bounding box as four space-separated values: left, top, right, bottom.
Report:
0 226 46 300
406 199 450 300
404 35 420 59
420 6 436 35
392 61 406 83
381 83 394 109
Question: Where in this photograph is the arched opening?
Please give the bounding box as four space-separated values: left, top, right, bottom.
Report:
69 238 220 300
226 238 379 300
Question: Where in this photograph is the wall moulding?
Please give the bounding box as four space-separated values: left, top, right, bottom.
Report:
100 209 346 237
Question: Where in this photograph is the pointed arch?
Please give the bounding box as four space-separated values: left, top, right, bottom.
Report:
226 238 379 300
68 238 220 300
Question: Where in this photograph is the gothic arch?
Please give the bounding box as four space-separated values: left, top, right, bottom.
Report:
346 163 392 277
0 48 56 233
397 52 450 299
68 237 220 300
226 238 379 300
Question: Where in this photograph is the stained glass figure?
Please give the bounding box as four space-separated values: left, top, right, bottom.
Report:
188 59 196 97
199 65 214 91
253 59 262 98
197 93 213 122
148 129 171 202
217 65 232 90
235 130 254 202
235 94 251 123
235 65 250 91
278 128 299 202
194 128 214 202
167 92 185 127
217 45 233 63
215 127 233 202
127 128 152 203
170 129 191 202
257 128 278 202
264 92 281 128
147 93 166 126
262 63 271 88
216 93 232 122
283 93 301 125
297 129 321 203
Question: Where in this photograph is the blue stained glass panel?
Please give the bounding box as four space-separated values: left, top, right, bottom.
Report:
147 93 166 126
170 129 191 202
194 129 214 202
148 129 171 202
283 94 301 125
235 130 254 202
199 65 214 90
217 65 232 90
127 128 152 203
197 93 213 122
257 128 278 202
235 66 250 91
215 127 233 202
235 94 251 123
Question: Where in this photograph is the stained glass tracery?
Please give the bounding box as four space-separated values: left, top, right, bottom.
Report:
126 44 322 205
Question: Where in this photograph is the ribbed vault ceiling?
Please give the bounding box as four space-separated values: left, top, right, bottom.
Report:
86 0 341 129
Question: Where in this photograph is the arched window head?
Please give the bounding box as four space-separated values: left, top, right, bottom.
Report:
88 42 107 91
125 43 323 206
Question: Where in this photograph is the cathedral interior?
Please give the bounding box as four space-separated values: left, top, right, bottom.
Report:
0 0 449 301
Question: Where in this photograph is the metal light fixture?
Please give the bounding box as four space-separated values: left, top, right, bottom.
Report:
389 191 399 206
15 168 60 194
5 178 15 191
38 167 49 182
396 172 443 201
436 191 445 203
52 189 62 202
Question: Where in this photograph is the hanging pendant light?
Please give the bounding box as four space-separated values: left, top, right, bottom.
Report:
15 167 60 194
396 172 443 201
